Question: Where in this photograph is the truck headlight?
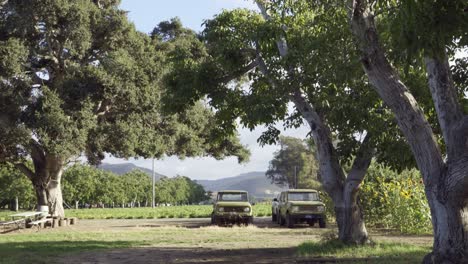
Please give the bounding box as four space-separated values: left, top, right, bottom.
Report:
317 206 325 212
291 206 299 212
218 207 224 212
244 207 250 212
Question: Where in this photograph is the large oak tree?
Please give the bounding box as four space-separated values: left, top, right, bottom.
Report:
161 2 408 243
0 0 248 217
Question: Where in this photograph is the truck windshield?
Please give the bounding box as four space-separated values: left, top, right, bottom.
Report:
218 193 248 201
288 192 319 201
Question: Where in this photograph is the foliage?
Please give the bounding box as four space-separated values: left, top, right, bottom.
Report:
0 164 35 209
0 0 248 216
266 136 320 189
61 164 209 207
359 163 432 234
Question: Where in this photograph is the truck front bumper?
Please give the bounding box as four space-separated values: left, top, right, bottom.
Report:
290 213 324 222
214 214 253 224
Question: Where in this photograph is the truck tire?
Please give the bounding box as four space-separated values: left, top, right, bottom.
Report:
211 214 215 225
319 218 326 228
279 214 285 226
285 213 294 228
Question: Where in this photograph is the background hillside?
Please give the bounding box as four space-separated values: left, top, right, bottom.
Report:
196 172 284 198
98 164 284 198
98 163 166 180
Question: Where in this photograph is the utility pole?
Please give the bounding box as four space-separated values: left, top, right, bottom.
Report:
294 166 297 189
152 158 155 208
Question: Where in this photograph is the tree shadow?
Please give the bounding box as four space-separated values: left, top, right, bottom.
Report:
0 238 431 264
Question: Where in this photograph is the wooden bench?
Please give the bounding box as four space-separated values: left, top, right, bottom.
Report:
0 219 26 233
0 219 25 226
28 218 52 229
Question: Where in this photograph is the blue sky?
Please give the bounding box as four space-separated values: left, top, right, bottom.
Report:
104 0 309 180
120 0 257 33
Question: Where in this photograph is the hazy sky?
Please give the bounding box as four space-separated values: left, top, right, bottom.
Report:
103 0 310 180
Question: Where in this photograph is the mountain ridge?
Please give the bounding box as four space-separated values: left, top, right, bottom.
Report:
98 163 283 198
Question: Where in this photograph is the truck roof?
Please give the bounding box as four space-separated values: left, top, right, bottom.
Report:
218 190 248 193
284 189 318 193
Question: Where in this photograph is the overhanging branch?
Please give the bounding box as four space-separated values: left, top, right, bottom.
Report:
14 163 35 180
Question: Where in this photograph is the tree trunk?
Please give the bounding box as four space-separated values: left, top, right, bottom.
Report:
47 178 64 217
348 0 468 261
32 177 48 209
29 154 65 217
14 197 18 211
423 189 468 264
340 184 368 244
291 91 371 244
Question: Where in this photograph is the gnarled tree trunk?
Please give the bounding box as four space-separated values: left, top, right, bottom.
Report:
348 0 468 261
29 153 66 217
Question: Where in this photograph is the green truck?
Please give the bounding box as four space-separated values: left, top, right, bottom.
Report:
274 189 326 228
211 190 253 226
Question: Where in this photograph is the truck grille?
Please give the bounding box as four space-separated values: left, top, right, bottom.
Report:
224 207 246 213
299 205 318 211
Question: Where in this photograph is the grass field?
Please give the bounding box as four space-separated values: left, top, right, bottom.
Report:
0 204 272 221
0 218 432 264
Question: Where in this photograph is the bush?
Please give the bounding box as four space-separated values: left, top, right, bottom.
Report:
359 163 432 234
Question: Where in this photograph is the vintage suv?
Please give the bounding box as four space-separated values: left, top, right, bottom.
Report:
211 190 253 225
275 189 326 228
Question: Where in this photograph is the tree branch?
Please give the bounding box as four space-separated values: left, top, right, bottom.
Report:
14 163 35 180
347 133 375 183
29 138 45 164
425 53 464 158
348 0 444 186
217 60 258 84
94 98 112 117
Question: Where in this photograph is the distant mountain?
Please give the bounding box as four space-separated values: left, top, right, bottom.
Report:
196 172 285 198
98 163 166 180
99 164 284 198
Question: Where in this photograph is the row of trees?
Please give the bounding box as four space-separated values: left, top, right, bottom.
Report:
0 164 209 210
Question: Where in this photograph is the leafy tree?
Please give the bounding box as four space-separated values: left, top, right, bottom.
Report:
0 164 35 209
62 164 98 208
121 170 152 207
266 136 320 189
0 0 248 217
158 1 410 243
346 0 467 261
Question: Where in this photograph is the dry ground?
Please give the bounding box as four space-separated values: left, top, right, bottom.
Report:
46 217 432 264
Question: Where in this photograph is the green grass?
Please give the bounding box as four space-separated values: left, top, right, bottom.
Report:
0 204 272 221
63 204 271 220
297 239 431 264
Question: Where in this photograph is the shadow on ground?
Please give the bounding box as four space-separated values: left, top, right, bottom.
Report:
0 240 427 264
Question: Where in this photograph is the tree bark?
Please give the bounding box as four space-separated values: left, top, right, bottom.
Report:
348 0 468 261
30 154 66 217
423 190 468 264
